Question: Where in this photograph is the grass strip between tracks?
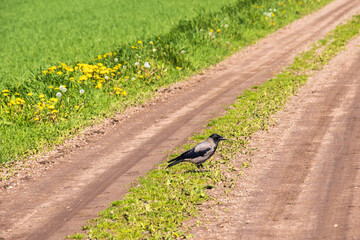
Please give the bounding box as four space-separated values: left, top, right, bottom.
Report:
68 14 360 240
0 0 332 164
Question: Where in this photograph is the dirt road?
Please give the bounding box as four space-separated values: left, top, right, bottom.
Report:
192 24 360 240
1 0 360 239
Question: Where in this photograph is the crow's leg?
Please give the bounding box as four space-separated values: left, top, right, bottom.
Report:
196 163 203 169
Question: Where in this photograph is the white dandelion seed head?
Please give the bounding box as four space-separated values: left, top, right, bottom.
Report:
79 89 85 94
135 62 139 66
213 35 216 39
56 92 62 98
152 48 156 52
180 50 185 54
226 41 229 44
123 65 127 69
209 31 213 36
105 75 109 80
59 85 67 93
224 24 229 28
131 77 136 81
114 58 119 62
144 62 151 69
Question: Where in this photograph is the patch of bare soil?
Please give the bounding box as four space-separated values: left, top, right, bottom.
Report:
189 27 360 240
0 0 359 239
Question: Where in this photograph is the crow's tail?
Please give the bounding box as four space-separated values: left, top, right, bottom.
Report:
167 159 184 168
168 154 182 163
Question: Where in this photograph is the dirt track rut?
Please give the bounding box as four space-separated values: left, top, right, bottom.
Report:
237 39 360 240
1 0 360 239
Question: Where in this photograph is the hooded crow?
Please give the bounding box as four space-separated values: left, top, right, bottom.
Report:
168 133 226 168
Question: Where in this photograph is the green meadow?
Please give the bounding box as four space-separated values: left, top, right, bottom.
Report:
0 0 237 85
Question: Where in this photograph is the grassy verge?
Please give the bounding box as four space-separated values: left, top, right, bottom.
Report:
0 0 332 164
68 13 360 240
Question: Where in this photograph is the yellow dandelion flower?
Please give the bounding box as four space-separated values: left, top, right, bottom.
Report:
97 55 102 59
51 110 59 113
48 105 55 110
39 94 45 98
95 82 103 89
131 46 138 49
115 91 121 95
122 90 127 96
3 93 8 97
49 86 54 89
157 76 161 79
27 92 33 96
34 117 40 121
137 40 142 44
2 89 9 93
79 75 88 81
50 98 58 103
70 77 75 81
217 29 221 33
42 70 48 75
74 106 79 109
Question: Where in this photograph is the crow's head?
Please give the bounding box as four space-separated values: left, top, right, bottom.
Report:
209 133 226 142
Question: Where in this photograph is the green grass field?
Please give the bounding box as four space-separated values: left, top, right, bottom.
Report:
0 0 237 86
0 0 332 164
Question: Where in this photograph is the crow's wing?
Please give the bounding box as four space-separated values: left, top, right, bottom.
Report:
180 141 211 159
168 141 211 162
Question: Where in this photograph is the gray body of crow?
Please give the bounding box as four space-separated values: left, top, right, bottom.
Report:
187 138 216 165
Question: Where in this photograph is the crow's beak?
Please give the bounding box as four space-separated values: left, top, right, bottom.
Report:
220 137 227 141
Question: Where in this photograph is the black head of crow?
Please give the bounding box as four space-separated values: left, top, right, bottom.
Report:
167 133 226 168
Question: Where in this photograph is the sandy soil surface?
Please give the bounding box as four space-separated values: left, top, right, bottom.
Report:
0 0 359 239
190 21 360 240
